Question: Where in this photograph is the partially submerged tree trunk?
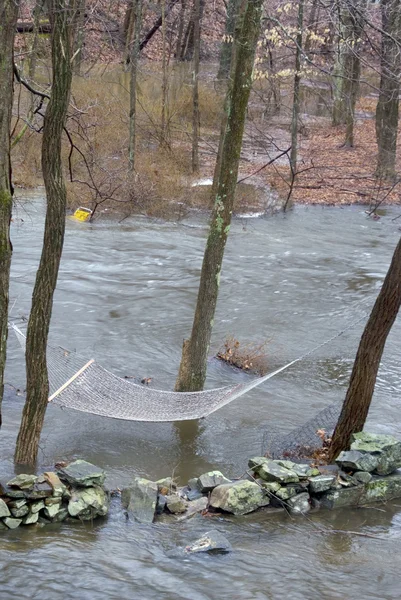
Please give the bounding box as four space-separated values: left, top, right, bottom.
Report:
216 0 242 81
191 0 201 173
375 0 401 180
0 0 19 428
129 0 143 170
15 0 77 465
328 236 401 461
175 0 264 392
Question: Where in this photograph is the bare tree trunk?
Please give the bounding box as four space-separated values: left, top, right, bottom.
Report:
191 0 201 173
175 0 186 59
161 0 168 145
73 0 86 75
129 0 143 170
28 0 44 80
332 0 366 140
15 0 77 466
175 0 264 392
0 0 19 428
375 0 401 180
328 236 401 461
216 0 241 80
290 0 304 174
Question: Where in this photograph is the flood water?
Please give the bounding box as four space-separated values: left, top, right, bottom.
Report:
1 197 401 599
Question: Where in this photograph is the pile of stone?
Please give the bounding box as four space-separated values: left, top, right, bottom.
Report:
122 433 401 523
0 460 109 531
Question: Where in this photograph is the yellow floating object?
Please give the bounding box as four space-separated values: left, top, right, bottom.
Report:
72 207 92 222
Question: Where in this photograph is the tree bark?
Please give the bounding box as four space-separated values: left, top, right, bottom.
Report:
216 0 242 80
14 0 77 465
290 0 304 174
375 0 401 180
0 0 19 428
175 0 264 392
191 0 201 173
129 0 143 170
28 0 45 80
328 236 401 461
73 0 86 75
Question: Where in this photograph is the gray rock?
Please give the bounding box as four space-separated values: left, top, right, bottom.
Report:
11 504 29 518
8 499 27 509
0 498 11 518
51 508 69 523
287 493 311 515
3 517 22 529
7 474 38 489
166 495 187 514
276 461 320 479
121 478 158 524
0 521 7 530
320 486 364 509
68 486 109 520
197 471 231 493
26 482 53 500
30 500 45 514
353 471 373 484
23 512 39 525
179 497 208 520
308 475 336 493
336 450 379 473
188 478 200 491
351 432 401 475
258 481 281 494
248 457 269 471
58 460 106 488
360 473 401 504
210 480 270 515
186 487 203 501
275 486 297 501
185 530 232 554
44 501 62 519
251 459 299 484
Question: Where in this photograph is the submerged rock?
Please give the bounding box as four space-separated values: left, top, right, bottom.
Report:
68 486 109 520
121 478 158 524
210 480 269 515
185 530 232 554
320 486 364 509
360 473 401 504
58 460 106 488
197 471 231 493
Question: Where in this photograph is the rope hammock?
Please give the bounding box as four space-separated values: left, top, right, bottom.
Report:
9 316 366 422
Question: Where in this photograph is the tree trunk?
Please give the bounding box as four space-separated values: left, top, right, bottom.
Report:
375 0 401 180
289 0 304 174
14 0 77 466
216 0 241 80
73 0 86 75
28 0 45 80
129 0 143 170
175 0 264 392
0 0 19 428
175 0 186 60
332 0 366 140
191 0 201 173
160 0 168 145
328 236 401 461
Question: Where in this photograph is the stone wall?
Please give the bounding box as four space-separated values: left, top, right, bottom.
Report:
0 460 109 530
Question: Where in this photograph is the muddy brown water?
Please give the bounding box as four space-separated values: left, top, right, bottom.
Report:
1 195 401 599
